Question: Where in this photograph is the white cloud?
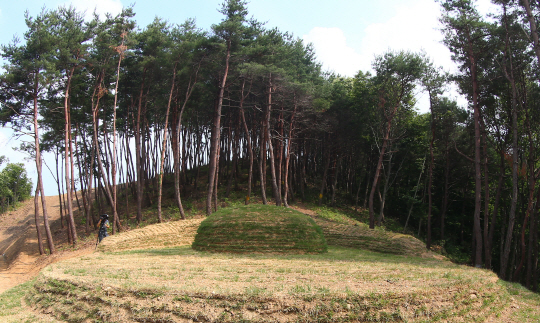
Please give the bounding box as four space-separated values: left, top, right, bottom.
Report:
303 0 452 77
61 0 123 20
476 0 501 20
363 0 452 71
302 0 480 112
303 27 363 77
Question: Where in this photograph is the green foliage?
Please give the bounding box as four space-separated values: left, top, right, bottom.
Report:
372 50 426 114
0 162 32 214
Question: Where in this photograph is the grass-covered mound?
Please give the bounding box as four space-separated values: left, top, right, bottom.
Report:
192 204 327 254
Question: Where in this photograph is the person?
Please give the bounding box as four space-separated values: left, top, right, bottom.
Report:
97 214 110 243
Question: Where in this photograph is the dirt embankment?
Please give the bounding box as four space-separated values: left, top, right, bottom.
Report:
0 196 94 294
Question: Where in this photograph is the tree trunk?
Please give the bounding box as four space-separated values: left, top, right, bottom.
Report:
108 39 125 234
259 120 268 205
207 40 231 216
74 126 91 234
92 86 117 230
158 64 177 222
283 100 297 207
63 67 77 244
526 193 536 288
369 105 395 229
239 80 254 205
33 184 44 255
532 201 540 292
513 105 536 282
54 147 64 229
33 80 54 254
354 164 366 212
427 97 435 249
467 33 483 268
331 158 340 206
377 152 393 226
500 15 520 277
481 120 490 263
174 71 199 219
265 77 281 206
440 144 450 242
486 148 504 270
521 0 540 75
404 157 425 233
318 150 331 206
135 73 146 223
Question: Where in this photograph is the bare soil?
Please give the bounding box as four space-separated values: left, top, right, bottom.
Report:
0 195 94 294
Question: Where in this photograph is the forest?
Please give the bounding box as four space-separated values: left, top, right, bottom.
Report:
0 156 33 214
0 0 539 291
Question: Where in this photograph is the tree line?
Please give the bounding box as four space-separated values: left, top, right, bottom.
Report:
0 156 32 215
0 0 539 291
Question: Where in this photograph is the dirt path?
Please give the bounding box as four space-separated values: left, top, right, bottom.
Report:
0 195 93 294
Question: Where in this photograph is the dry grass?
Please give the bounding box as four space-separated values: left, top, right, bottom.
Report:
23 245 540 322
98 218 204 252
294 204 435 258
3 204 540 322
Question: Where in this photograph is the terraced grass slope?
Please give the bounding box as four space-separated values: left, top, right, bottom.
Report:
98 218 204 252
21 246 540 322
192 204 327 254
303 207 429 256
316 218 426 255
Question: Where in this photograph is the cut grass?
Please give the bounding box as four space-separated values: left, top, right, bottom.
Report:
3 203 540 322
314 217 427 256
0 280 57 322
14 245 539 322
192 204 328 254
98 218 204 252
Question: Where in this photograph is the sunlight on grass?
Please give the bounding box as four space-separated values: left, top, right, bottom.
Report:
1 244 538 322
3 204 540 322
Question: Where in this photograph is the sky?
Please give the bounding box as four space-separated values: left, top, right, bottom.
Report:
0 0 498 195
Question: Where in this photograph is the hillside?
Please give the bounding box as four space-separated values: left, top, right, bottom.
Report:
1 203 540 322
0 196 95 294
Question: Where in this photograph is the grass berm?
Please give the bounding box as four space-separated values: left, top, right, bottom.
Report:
192 204 327 254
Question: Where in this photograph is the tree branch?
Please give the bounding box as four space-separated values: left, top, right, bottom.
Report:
453 140 474 163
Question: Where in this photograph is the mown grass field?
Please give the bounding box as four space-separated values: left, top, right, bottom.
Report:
1 204 540 322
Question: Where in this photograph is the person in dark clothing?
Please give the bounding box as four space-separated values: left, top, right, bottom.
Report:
97 214 110 242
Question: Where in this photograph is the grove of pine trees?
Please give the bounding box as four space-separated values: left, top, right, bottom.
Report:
1 0 539 291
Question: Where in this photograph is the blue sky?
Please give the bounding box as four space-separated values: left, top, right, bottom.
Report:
1 0 497 76
0 0 497 194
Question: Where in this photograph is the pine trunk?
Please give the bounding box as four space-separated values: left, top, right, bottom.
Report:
207 41 231 216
